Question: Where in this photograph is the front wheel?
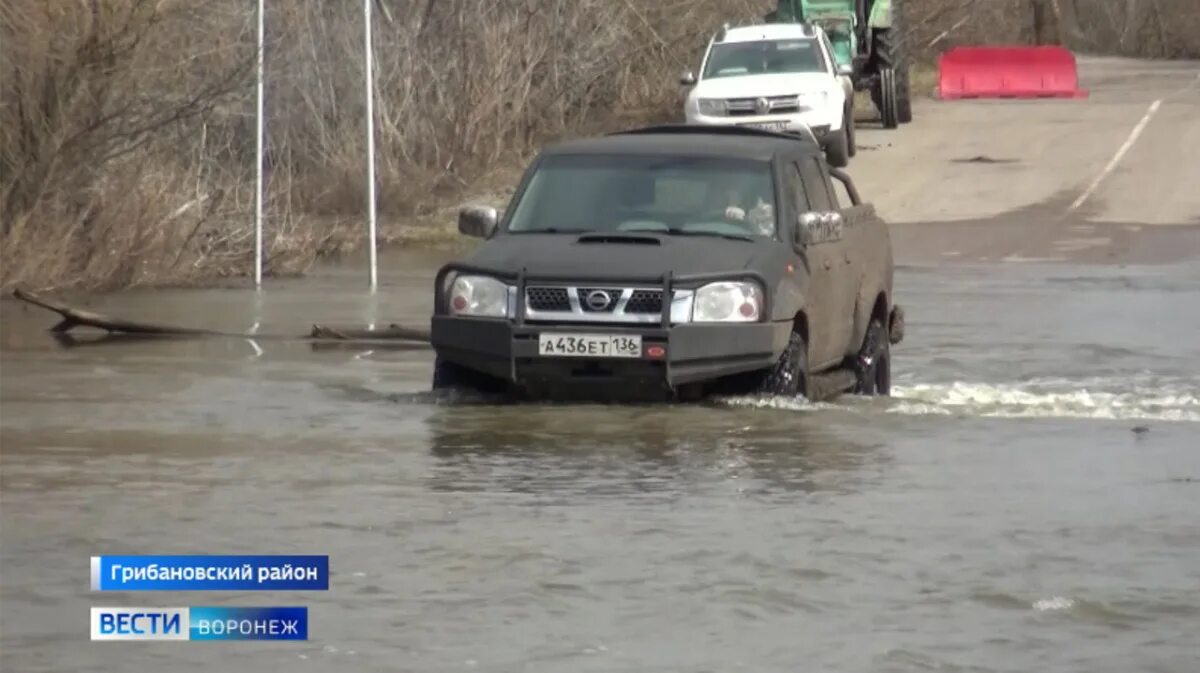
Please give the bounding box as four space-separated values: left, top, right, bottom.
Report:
432 357 507 397
846 108 858 157
853 319 891 395
758 331 809 397
825 121 851 168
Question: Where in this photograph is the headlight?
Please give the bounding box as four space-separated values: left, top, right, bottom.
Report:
447 275 511 317
691 281 763 322
795 91 829 109
697 98 727 116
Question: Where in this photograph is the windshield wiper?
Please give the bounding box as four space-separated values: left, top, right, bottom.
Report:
661 228 755 242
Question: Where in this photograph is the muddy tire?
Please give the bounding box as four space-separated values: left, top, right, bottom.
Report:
432 357 505 396
758 331 809 397
825 120 851 168
432 357 470 391
853 319 891 395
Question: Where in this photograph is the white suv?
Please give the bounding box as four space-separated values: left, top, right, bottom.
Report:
681 22 855 167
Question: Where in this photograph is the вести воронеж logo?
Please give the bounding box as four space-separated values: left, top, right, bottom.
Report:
90 607 308 641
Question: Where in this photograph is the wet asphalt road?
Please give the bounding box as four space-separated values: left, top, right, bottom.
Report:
2 250 1198 673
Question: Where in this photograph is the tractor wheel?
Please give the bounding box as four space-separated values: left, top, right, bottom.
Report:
878 68 900 129
896 66 913 124
871 28 913 126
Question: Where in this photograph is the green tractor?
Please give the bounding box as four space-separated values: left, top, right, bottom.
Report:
766 0 912 128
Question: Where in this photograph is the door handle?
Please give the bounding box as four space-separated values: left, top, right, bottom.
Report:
823 257 832 270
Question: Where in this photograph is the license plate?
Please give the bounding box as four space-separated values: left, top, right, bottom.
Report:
537 333 642 358
743 121 790 132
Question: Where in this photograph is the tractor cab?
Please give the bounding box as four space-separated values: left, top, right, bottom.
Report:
766 0 912 128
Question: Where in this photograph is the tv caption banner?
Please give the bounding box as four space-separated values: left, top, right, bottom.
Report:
91 555 329 591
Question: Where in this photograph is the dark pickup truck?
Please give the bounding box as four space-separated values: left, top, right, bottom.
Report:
429 124 904 402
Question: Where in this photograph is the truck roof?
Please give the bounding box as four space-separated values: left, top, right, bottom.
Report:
540 125 822 161
717 22 819 43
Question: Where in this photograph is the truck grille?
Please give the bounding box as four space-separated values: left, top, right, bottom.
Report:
725 95 801 116
526 287 570 311
626 290 663 314
577 287 623 313
522 285 681 323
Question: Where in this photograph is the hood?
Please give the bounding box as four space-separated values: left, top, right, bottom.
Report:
691 73 837 99
463 232 780 280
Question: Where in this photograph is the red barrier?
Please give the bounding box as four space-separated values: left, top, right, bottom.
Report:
937 46 1089 100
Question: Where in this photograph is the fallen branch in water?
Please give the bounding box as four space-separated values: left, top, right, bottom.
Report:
11 288 431 343
14 288 226 335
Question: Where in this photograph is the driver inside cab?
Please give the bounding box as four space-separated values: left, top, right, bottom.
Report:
718 180 775 237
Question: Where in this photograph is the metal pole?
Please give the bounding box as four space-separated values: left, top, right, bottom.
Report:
254 0 265 288
364 0 379 291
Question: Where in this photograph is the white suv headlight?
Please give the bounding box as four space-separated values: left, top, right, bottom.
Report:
795 91 829 110
447 275 511 317
691 281 763 322
697 98 727 116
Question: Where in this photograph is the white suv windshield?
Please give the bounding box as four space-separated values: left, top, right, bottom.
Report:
702 38 826 79
505 154 778 239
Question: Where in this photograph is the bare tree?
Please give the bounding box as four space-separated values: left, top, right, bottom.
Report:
3 0 1195 292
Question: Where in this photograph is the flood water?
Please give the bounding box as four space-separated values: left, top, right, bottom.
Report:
1 249 1198 673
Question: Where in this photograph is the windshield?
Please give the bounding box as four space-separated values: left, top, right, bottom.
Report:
505 154 778 238
702 38 826 79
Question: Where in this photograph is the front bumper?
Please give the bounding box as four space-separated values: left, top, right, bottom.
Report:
430 265 792 401
431 317 791 400
685 108 841 135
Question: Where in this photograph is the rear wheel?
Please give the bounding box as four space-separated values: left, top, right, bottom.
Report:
758 331 809 397
853 319 891 395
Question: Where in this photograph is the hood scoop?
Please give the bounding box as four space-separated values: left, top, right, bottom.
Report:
575 233 661 245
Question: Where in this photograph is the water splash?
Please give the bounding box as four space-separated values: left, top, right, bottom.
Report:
714 394 835 412
1033 596 1076 611
326 375 1200 422
889 378 1200 422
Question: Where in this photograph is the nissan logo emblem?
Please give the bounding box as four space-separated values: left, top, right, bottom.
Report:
584 290 612 310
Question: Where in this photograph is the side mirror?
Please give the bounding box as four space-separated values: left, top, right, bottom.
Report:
794 211 819 247
679 71 697 86
837 63 853 77
458 205 498 238
795 210 843 246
